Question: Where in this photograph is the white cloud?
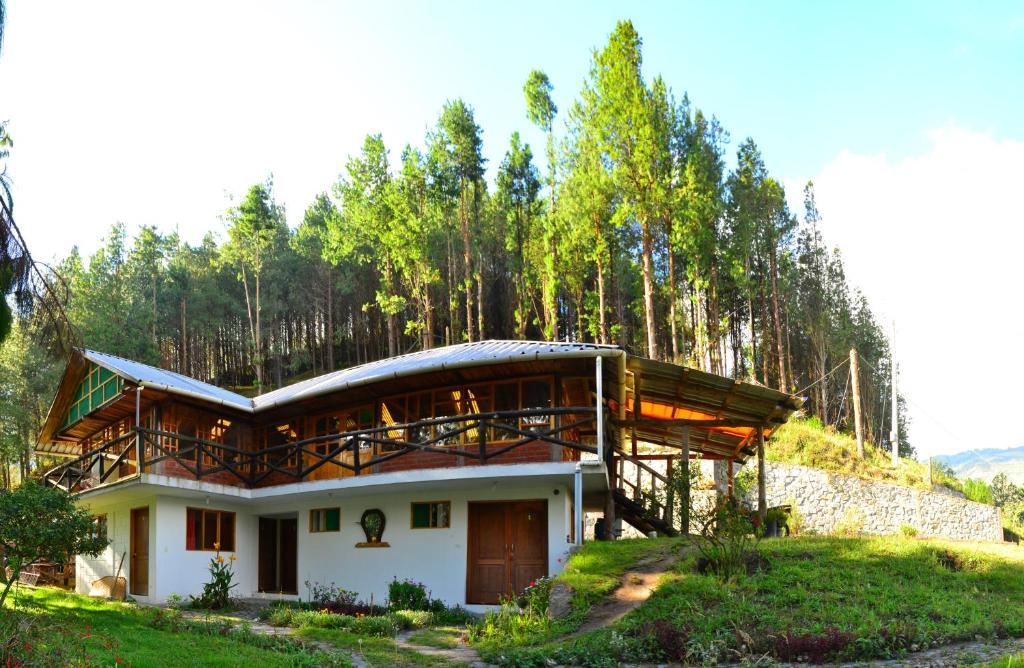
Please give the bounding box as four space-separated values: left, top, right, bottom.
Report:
789 126 1024 457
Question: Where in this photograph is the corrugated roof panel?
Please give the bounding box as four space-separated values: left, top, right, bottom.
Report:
83 350 254 412
252 340 618 410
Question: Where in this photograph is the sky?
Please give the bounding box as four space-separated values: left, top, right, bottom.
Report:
2 1 1023 458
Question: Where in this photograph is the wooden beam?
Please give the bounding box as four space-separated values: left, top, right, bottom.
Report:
681 426 690 535
757 425 766 526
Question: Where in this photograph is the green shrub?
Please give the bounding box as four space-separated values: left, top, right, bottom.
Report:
900 524 919 538
387 577 445 612
833 509 865 537
963 478 994 505
190 550 238 610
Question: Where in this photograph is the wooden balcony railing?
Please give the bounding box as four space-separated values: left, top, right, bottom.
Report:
43 407 605 494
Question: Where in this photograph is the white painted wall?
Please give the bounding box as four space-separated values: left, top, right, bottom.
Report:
75 483 574 608
152 495 258 603
292 484 573 610
75 496 153 602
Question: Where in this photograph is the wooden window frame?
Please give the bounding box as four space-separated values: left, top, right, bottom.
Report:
91 514 108 542
308 507 341 533
185 507 236 551
410 500 451 529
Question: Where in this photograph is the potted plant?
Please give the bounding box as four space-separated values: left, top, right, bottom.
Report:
360 509 386 544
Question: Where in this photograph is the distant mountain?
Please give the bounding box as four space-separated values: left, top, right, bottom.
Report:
935 446 1024 484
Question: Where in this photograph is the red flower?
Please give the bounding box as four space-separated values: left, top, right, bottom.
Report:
529 580 536 587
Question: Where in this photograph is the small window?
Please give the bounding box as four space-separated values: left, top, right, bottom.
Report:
186 508 236 551
310 507 340 533
91 514 108 542
411 501 450 529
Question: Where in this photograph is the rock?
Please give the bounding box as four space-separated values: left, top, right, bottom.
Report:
547 582 574 620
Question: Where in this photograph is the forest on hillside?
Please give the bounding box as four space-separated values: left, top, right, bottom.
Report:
0 21 910 484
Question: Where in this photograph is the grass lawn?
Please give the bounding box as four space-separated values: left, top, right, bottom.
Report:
406 626 465 649
472 535 1024 667
2 586 349 667
295 628 450 667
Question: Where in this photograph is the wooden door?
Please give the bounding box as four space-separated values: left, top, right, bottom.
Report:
279 518 298 595
130 507 149 596
467 500 547 604
258 517 298 594
510 500 548 595
258 517 278 593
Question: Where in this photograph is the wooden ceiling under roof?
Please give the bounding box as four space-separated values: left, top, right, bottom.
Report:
619 357 803 462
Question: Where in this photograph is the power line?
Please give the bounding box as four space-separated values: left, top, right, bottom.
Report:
794 357 849 397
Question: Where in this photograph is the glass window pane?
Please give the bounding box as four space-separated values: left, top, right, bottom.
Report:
219 513 235 551
411 503 430 528
203 510 218 549
326 508 340 531
433 502 450 528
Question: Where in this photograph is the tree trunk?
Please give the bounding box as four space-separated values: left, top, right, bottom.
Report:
768 244 787 391
460 188 474 343
640 217 659 360
594 215 607 344
667 218 679 363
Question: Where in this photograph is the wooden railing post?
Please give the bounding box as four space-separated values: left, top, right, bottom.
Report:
195 438 203 481
478 420 487 465
352 437 360 476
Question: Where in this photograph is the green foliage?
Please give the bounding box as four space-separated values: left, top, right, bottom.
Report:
833 508 866 537
9 587 348 667
991 473 1024 508
691 497 761 581
963 478 994 504
387 577 444 612
476 535 1024 666
900 524 919 537
190 550 238 610
0 480 107 606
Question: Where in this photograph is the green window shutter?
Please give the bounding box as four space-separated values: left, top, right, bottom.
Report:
411 503 430 528
325 508 340 531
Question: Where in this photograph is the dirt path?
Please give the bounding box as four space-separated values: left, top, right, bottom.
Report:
569 544 689 636
394 629 490 666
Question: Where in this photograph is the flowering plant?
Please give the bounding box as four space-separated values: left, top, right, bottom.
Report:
191 546 237 609
517 575 553 613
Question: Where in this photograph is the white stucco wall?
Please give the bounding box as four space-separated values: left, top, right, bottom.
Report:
294 484 573 609
76 483 574 609
152 495 257 603
75 496 154 602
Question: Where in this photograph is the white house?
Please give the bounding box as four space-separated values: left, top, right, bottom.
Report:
37 341 799 609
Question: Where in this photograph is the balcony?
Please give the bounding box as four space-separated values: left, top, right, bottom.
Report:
43 406 605 495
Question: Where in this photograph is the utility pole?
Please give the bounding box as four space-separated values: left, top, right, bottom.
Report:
890 322 899 467
850 348 864 458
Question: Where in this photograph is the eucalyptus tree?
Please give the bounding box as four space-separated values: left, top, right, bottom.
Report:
221 180 284 387
390 145 442 349
523 70 560 339
560 94 616 344
434 100 485 342
495 132 541 338
293 193 338 371
588 20 668 359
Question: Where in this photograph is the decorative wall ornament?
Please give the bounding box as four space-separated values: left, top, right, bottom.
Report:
357 508 388 547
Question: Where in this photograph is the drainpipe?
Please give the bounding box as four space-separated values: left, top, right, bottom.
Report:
595 355 604 462
574 462 583 546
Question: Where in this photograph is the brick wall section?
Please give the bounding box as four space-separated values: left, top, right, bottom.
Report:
149 441 565 489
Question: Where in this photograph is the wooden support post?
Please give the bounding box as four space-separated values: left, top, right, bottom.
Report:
596 355 605 462
727 458 734 498
850 348 865 458
890 322 899 467
681 426 690 535
135 386 143 475
757 425 766 525
353 437 360 476
665 457 675 531
478 421 487 465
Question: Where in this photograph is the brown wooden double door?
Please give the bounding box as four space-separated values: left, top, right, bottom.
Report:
467 500 547 605
258 517 298 594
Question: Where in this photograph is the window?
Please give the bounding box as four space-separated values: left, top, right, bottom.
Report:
309 507 340 533
186 508 235 551
411 501 450 529
91 514 108 542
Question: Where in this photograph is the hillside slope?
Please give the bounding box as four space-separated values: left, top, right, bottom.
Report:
765 417 961 492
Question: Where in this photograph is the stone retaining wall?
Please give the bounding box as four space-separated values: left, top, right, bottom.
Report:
751 461 1003 542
